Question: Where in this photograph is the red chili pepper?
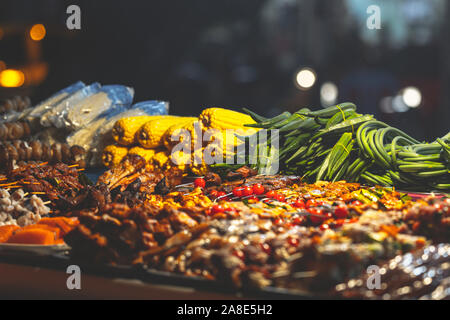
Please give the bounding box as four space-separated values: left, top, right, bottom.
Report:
274 194 285 202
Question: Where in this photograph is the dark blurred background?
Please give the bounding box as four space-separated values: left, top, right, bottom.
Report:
0 0 449 140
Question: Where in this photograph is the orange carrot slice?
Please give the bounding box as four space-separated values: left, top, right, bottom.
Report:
0 225 20 243
37 217 79 236
7 228 56 245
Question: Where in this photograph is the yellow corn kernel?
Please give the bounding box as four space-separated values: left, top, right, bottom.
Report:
102 144 129 168
163 117 199 149
152 150 170 167
199 107 257 131
128 146 157 163
137 117 195 148
112 115 169 146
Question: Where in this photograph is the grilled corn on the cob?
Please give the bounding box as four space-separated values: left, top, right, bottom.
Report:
137 116 193 148
199 107 257 130
112 115 168 146
163 117 199 148
128 146 157 163
102 144 129 168
152 150 170 168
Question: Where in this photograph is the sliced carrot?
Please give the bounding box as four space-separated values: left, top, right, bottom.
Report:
37 217 79 236
7 228 56 245
0 225 20 243
22 224 61 239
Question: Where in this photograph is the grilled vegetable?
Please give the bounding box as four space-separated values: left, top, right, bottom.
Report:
137 116 188 148
199 107 257 130
112 115 168 146
152 150 170 168
163 117 199 149
128 146 157 163
102 144 129 168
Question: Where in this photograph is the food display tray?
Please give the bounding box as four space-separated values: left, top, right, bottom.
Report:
0 249 315 299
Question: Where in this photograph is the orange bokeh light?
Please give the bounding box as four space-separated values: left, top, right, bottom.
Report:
30 24 46 41
0 69 25 87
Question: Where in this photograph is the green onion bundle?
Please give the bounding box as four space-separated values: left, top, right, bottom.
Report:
239 103 449 191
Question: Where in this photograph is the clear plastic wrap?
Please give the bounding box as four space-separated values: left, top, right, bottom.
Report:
40 82 101 127
65 85 134 130
26 81 85 122
67 100 169 167
129 100 169 115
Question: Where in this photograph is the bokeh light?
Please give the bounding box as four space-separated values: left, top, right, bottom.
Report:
401 86 422 108
29 24 46 41
295 68 316 90
0 69 25 87
320 82 338 105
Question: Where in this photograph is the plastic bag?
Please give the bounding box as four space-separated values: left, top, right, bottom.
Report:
129 100 169 115
40 82 101 127
67 100 169 167
26 81 85 121
65 85 134 130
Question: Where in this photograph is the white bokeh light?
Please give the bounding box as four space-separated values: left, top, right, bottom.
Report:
402 86 422 108
320 82 338 105
295 68 316 90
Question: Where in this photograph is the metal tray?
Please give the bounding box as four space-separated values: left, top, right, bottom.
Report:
0 249 314 299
